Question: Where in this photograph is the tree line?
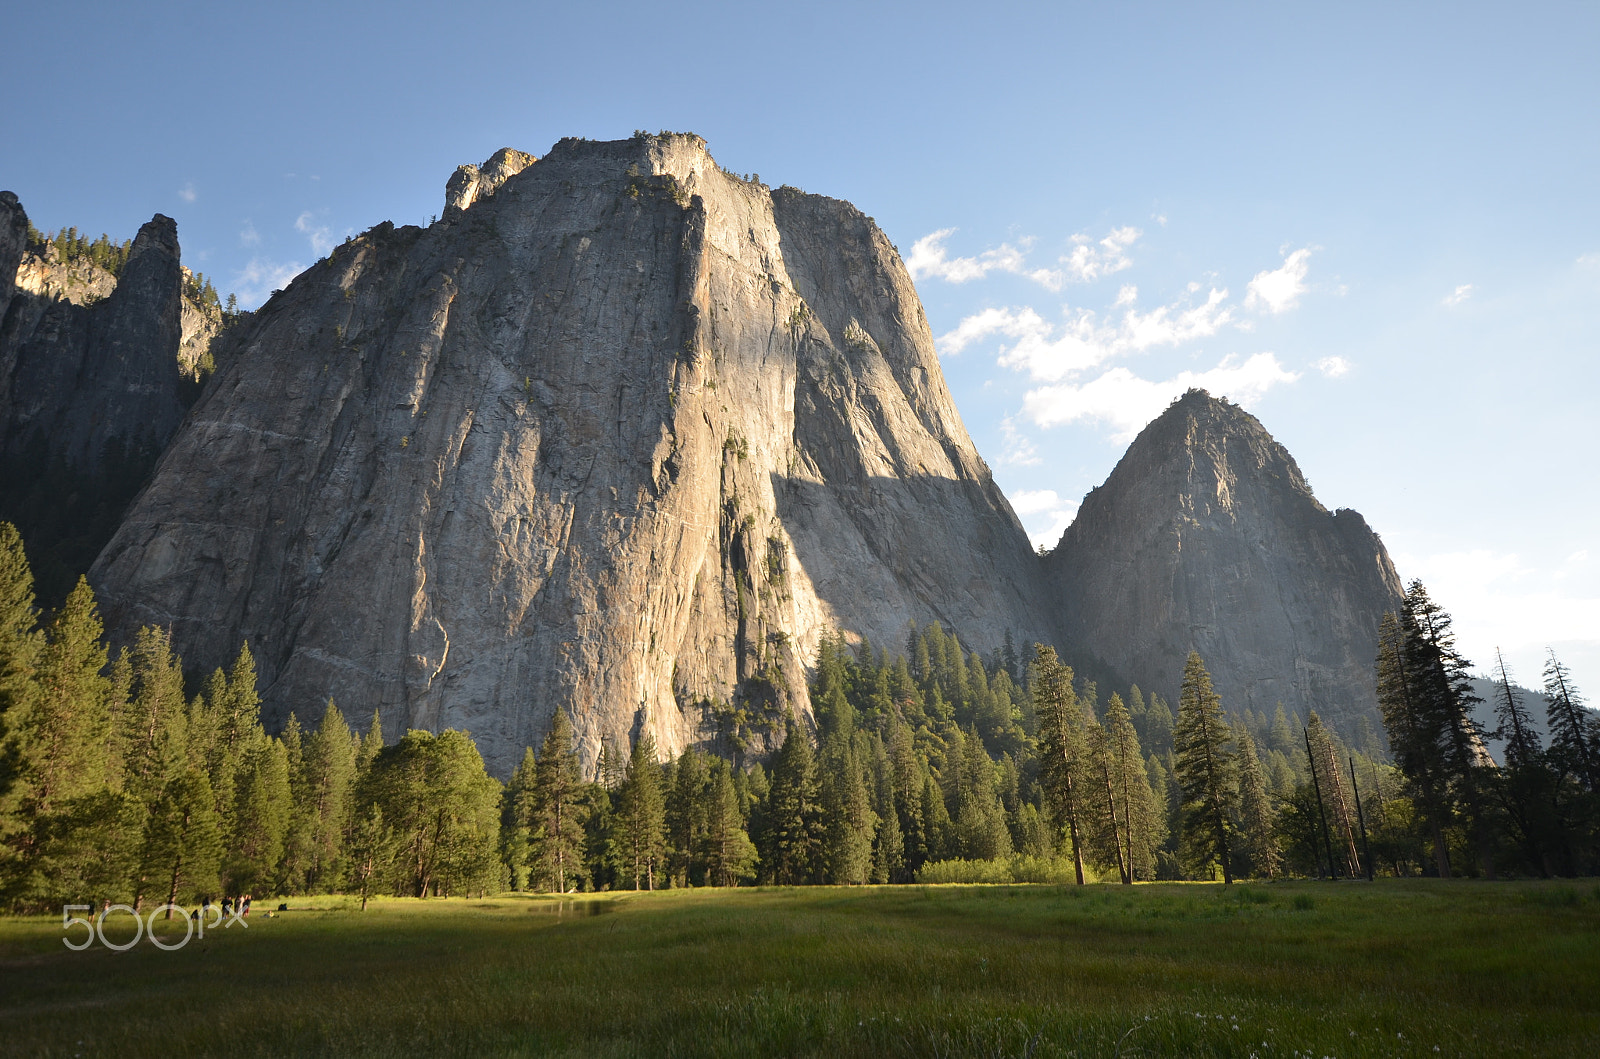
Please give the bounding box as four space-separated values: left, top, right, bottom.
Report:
1374 580 1599 878
25 225 133 278
2 521 1595 913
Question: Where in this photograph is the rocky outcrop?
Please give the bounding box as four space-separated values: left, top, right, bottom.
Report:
444 148 537 216
0 194 197 603
1043 389 1404 734
0 210 186 473
90 134 1053 776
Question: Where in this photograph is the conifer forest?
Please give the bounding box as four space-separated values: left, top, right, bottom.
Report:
2 520 1595 915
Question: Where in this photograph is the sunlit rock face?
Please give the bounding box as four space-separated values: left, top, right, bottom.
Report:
90 135 1052 775
1044 389 1405 733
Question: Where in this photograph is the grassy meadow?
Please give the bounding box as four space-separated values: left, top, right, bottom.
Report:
1 880 1596 1057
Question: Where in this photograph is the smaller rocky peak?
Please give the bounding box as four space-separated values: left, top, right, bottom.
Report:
443 148 537 216
1123 388 1313 501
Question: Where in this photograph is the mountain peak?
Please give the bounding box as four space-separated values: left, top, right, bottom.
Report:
1046 393 1401 733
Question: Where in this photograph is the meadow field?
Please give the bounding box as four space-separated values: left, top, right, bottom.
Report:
1 880 1596 1057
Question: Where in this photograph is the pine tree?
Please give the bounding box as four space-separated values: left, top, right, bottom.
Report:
819 730 876 883
140 769 224 914
1492 649 1543 771
0 523 39 757
701 758 757 886
1376 608 1453 876
615 735 666 890
227 733 291 894
1086 716 1128 882
1033 645 1089 884
1307 712 1361 878
303 701 357 891
1544 651 1598 791
532 710 584 893
1381 582 1495 876
760 717 820 884
14 578 112 818
1489 649 1558 875
357 710 384 773
121 626 189 809
1094 693 1160 884
1234 727 1281 879
870 757 906 884
1173 651 1237 884
501 747 537 889
278 713 314 893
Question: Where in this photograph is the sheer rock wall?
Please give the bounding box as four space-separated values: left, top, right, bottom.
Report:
90 135 1053 775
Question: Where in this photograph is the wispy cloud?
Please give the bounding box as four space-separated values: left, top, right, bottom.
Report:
1019 353 1300 440
1315 355 1351 378
1061 227 1140 283
240 221 261 248
906 229 1064 289
233 258 306 309
1245 248 1312 314
937 283 1233 382
178 182 197 204
295 211 336 257
997 415 1041 466
1443 283 1473 306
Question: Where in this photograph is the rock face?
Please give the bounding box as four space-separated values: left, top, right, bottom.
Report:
1043 389 1404 733
0 204 187 473
0 193 196 602
90 135 1053 775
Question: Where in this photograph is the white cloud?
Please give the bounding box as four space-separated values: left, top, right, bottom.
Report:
1009 488 1064 516
1569 549 1590 564
240 221 260 247
295 211 336 257
1060 227 1140 283
233 258 306 309
1006 488 1080 550
1019 353 1301 440
906 229 1064 290
1245 248 1312 314
937 285 1234 382
1443 283 1473 306
1576 253 1599 267
178 182 197 204
1315 355 1351 378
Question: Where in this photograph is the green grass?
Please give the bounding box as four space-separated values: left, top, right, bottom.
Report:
2 880 1597 1057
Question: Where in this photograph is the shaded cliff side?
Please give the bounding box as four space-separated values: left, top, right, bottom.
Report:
0 194 193 602
1044 389 1404 734
90 134 1053 775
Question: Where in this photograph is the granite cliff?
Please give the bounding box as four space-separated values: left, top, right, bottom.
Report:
90 134 1054 774
1043 389 1405 733
0 192 208 602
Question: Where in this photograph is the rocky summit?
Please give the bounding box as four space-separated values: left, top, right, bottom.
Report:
1043 389 1405 733
89 134 1054 774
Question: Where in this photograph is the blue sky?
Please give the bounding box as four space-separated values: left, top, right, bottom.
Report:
6 0 1597 688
